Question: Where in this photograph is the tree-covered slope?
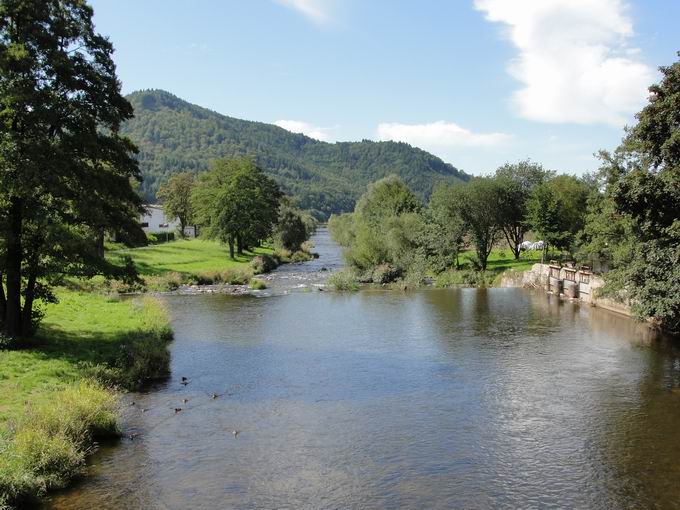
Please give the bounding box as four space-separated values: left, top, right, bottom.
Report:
122 89 469 217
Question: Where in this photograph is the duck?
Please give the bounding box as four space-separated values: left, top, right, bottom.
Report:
232 430 239 437
181 398 189 404
211 393 219 400
174 407 182 413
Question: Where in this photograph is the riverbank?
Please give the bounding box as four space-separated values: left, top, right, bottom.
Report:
104 238 314 292
0 289 172 508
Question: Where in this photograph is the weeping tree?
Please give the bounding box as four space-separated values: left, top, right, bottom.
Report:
0 0 144 340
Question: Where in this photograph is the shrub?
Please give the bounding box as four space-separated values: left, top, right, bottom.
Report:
143 272 184 292
146 232 175 244
250 254 278 274
291 251 314 263
249 279 267 290
190 268 251 285
328 270 360 291
371 263 401 284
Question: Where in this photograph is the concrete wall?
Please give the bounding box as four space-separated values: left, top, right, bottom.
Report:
500 264 633 318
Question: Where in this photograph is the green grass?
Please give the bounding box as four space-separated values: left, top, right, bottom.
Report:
435 248 551 288
107 238 274 276
0 289 172 507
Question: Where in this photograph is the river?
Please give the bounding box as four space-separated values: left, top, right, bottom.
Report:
46 228 680 509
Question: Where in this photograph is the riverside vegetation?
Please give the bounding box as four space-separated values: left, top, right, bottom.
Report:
328 53 680 334
0 2 308 507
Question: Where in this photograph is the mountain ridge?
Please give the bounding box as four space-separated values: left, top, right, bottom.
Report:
122 89 469 217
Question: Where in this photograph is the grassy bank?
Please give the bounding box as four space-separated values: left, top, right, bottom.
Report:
104 238 315 292
0 289 172 508
107 238 274 276
434 248 548 288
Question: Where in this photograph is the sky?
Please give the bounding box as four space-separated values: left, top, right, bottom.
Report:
89 0 679 176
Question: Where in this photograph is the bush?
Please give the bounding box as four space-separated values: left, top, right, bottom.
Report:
291 251 314 263
250 254 279 274
371 264 401 284
143 272 184 292
146 232 175 244
249 279 267 290
190 268 251 286
328 270 360 291
434 269 496 287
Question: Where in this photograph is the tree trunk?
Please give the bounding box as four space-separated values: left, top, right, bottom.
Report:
96 227 105 258
236 234 244 255
228 237 235 259
4 198 23 338
0 272 6 331
21 265 37 337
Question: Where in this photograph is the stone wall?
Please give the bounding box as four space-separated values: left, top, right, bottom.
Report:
500 264 633 318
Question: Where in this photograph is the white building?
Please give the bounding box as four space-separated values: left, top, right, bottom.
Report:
140 204 180 234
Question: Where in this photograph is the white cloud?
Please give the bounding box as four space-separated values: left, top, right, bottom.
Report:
274 120 334 141
377 121 511 149
474 0 655 125
274 0 333 26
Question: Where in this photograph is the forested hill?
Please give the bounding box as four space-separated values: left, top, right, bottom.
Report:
122 89 469 217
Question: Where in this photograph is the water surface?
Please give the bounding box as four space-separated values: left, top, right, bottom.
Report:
46 231 680 509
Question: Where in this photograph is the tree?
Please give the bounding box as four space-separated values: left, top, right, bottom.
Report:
0 0 143 339
494 160 551 259
156 172 195 236
427 183 467 269
274 203 309 252
458 178 503 271
191 158 281 259
355 175 422 226
525 184 561 261
610 54 680 330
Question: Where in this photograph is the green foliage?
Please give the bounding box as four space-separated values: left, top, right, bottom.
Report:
156 172 196 235
0 381 118 507
427 182 468 270
122 90 469 217
328 213 356 247
273 204 313 252
146 232 176 244
494 160 551 259
250 254 279 274
327 270 360 291
0 291 173 506
0 0 143 339
457 178 503 271
582 52 680 332
191 157 281 258
248 279 267 290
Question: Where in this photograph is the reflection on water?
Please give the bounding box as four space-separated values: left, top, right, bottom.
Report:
45 233 680 509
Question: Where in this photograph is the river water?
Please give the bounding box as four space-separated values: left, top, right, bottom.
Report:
46 228 680 509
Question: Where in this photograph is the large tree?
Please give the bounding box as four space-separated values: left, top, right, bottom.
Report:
0 0 143 339
156 171 195 237
606 53 680 331
459 178 503 271
192 158 281 259
494 160 551 259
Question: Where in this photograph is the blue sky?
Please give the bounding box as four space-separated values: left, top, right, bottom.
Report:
89 0 679 176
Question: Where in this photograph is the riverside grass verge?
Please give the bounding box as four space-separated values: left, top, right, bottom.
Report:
328 248 550 291
103 238 315 292
0 289 173 508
